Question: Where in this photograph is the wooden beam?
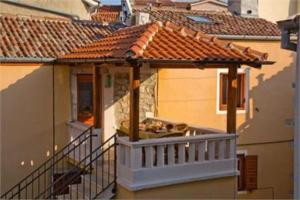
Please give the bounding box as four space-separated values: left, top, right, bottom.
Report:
93 66 102 129
227 66 238 134
129 65 140 142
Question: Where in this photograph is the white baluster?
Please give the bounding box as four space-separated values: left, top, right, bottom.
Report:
131 147 142 169
229 138 236 159
178 143 186 164
125 146 131 168
145 146 154 168
208 140 215 161
157 145 165 167
188 142 195 163
218 140 226 160
118 144 125 165
168 144 175 165
197 141 206 162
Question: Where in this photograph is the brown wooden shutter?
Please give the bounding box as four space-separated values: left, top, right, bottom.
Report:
245 155 258 190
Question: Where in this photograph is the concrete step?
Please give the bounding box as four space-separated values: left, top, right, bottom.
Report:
57 169 115 199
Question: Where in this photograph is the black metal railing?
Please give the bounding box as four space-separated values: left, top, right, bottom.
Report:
35 134 117 199
1 126 96 199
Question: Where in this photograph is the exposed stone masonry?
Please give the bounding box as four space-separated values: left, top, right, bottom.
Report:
114 72 157 127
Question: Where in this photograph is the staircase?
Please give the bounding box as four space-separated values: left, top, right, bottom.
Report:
1 127 117 199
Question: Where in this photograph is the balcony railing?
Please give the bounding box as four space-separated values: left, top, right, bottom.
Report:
117 133 237 191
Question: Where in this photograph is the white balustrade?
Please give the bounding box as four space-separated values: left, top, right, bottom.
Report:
117 133 238 191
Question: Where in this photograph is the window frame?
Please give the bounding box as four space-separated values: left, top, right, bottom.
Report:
216 68 249 115
76 74 94 125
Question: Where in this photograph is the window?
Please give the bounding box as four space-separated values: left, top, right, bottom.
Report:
77 74 94 125
219 73 246 111
237 154 258 191
185 15 213 24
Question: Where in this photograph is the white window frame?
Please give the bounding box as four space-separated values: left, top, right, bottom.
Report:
216 68 250 115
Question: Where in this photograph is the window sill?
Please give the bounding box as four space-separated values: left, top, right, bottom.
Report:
216 109 247 115
238 190 249 195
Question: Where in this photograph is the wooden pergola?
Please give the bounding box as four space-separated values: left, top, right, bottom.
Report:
59 21 274 142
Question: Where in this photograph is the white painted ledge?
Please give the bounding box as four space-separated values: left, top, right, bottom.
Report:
117 134 238 191
118 160 238 191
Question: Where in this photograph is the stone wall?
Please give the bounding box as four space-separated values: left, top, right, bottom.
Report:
114 72 157 127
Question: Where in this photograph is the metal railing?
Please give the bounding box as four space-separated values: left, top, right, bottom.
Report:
1 127 116 199
36 134 117 199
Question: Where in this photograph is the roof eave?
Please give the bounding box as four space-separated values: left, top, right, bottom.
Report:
56 58 126 64
136 58 275 68
212 34 282 41
0 57 56 63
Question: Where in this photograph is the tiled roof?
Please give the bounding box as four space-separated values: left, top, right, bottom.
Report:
62 21 270 66
0 14 118 59
91 5 122 24
140 9 281 36
134 0 175 7
134 0 227 9
91 7 281 37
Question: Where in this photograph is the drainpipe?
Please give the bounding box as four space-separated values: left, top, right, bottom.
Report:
0 0 80 20
278 15 300 199
295 23 300 200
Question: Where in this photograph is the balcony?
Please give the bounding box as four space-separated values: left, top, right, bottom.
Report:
116 121 237 191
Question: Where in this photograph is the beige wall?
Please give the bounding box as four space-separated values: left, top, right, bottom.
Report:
0 0 91 20
0 63 71 193
258 0 300 22
191 2 227 11
157 40 295 199
238 142 293 199
116 177 236 199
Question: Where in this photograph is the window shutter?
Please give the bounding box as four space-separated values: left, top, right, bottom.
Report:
245 155 258 190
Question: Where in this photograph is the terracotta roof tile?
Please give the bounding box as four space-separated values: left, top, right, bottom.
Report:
91 7 280 37
140 9 281 36
91 5 122 24
62 21 270 65
0 13 118 59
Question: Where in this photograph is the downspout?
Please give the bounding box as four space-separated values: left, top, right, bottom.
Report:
278 16 300 199
51 63 56 198
0 0 80 20
294 23 300 200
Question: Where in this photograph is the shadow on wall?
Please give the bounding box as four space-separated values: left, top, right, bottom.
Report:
0 65 68 192
238 54 295 145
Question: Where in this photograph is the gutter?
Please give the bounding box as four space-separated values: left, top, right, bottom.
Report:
0 0 80 20
0 57 56 63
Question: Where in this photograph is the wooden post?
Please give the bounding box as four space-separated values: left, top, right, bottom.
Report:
129 65 140 141
93 66 102 129
226 66 238 134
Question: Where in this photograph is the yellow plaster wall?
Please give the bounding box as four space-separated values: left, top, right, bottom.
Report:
238 142 293 199
157 40 295 199
0 0 91 20
116 177 236 199
0 63 71 193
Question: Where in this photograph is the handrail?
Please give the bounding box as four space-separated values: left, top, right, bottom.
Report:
1 126 93 199
118 133 237 147
36 134 117 199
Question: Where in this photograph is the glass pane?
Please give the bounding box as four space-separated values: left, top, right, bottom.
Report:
221 74 228 105
78 82 93 113
185 14 213 23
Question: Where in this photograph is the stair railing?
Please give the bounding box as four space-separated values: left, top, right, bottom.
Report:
35 134 117 199
1 126 94 199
